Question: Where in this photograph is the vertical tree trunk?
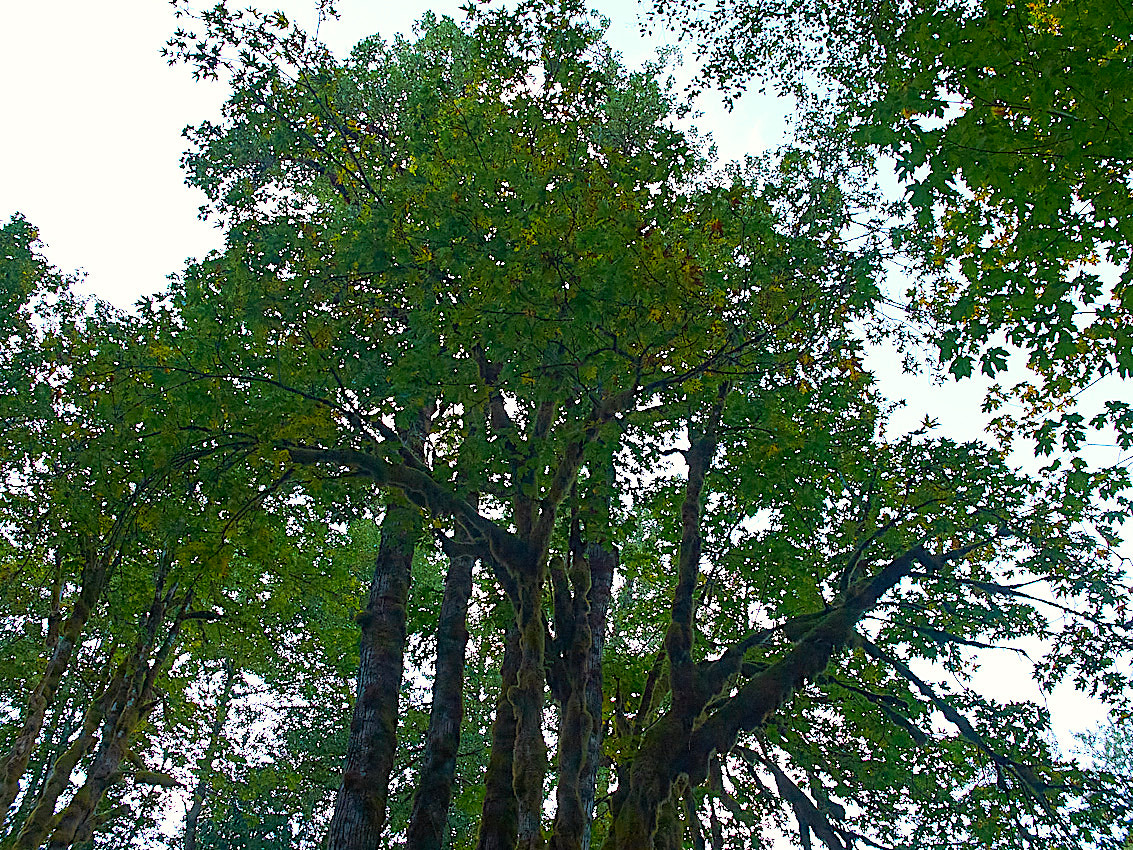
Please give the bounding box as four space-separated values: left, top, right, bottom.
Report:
549 661 590 850
578 543 616 850
550 483 617 850
404 548 475 850
476 624 521 850
325 501 422 850
512 570 549 850
549 550 595 850
0 549 107 825
184 660 237 850
600 712 687 850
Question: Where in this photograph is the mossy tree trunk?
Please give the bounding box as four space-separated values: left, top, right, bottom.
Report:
0 544 108 826
477 624 521 850
325 501 423 850
405 544 476 850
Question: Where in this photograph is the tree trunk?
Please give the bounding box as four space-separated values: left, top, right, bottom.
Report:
550 616 592 850
512 570 549 850
405 548 475 850
603 545 929 849
601 712 688 850
0 549 107 825
44 702 137 850
652 787 684 850
578 543 616 850
601 425 719 850
1 673 77 844
325 502 422 850
550 540 617 850
42 585 187 850
476 624 521 850
11 684 108 850
184 660 237 850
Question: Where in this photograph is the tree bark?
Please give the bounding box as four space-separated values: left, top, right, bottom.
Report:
0 666 84 844
42 584 187 850
184 660 237 850
405 548 475 850
325 501 422 850
512 570 549 850
0 547 107 826
476 624 521 850
578 543 616 850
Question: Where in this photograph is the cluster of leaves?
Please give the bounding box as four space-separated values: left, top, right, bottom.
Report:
0 220 377 848
655 0 1132 464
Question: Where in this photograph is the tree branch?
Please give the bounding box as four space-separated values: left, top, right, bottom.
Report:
283 444 532 573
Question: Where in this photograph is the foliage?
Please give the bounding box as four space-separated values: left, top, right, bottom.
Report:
655 0 1133 461
1078 715 1133 848
0 1 1130 849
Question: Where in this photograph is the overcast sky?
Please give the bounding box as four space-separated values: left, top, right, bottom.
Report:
0 0 1115 743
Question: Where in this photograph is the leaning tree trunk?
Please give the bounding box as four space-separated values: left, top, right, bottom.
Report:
42 585 188 850
1 667 83 844
405 546 475 850
325 501 422 850
0 547 108 825
14 576 187 850
184 659 236 850
11 680 109 849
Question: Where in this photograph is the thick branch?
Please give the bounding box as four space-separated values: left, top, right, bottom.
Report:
285 444 532 573
664 387 728 721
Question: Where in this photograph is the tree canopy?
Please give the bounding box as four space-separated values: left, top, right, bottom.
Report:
655 0 1133 454
0 1 1130 849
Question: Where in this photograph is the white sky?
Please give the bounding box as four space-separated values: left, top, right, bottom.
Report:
0 0 1116 748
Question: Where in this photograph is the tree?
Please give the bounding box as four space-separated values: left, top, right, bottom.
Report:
1079 715 1133 849
653 0 1133 457
0 220 360 849
1 1 1130 848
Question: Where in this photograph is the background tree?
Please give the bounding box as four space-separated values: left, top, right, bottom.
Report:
0 224 361 849
653 0 1133 461
1078 715 1133 849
